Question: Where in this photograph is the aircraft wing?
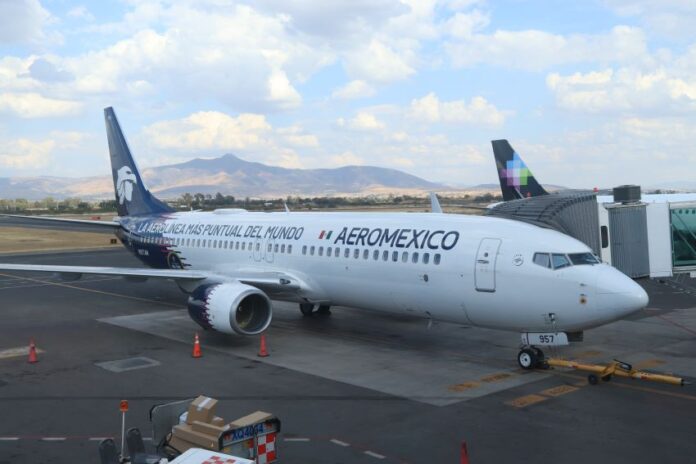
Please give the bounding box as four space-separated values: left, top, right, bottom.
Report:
0 214 120 233
0 264 306 296
0 264 207 281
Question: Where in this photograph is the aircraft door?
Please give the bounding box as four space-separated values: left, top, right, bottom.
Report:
265 239 275 263
475 238 501 292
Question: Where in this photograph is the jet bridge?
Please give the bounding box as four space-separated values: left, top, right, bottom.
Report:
488 185 696 279
486 191 602 256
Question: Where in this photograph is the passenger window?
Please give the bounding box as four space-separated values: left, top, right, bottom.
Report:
344 248 350 258
236 242 240 250
310 246 315 256
373 250 379 260
334 248 339 257
533 253 551 268
363 249 369 259
383 250 389 261
327 247 332 256
392 251 398 262
302 245 307 255
354 249 359 259
402 252 408 263
267 243 272 252
318 247 323 256
434 254 441 265
241 242 245 250
423 253 430 264
288 245 292 254
197 239 200 247
552 253 571 269
274 244 279 253
412 252 419 263
281 244 286 253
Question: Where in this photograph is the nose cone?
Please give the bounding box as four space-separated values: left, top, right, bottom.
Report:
596 266 649 318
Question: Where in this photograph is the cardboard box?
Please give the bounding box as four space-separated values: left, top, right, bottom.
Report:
191 420 229 436
173 424 219 450
186 396 218 425
167 435 196 454
230 411 273 428
211 416 225 427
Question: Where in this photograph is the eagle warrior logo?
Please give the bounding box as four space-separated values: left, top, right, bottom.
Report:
116 166 137 205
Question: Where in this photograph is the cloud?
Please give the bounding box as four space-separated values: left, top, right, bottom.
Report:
547 67 696 113
337 112 386 130
344 39 416 83
141 111 272 152
331 80 376 100
446 25 648 71
0 0 51 44
67 6 95 22
408 92 506 126
0 92 82 118
0 137 55 168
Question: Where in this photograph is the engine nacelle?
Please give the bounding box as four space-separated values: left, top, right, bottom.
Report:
187 282 272 335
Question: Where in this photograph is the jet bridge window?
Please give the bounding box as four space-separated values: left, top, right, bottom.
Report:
533 253 551 268
568 252 599 265
552 253 570 269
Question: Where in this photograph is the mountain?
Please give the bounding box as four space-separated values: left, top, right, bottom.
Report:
0 154 447 200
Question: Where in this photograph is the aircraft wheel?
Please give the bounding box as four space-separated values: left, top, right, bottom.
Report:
299 303 315 317
316 305 331 315
588 374 599 385
518 348 538 370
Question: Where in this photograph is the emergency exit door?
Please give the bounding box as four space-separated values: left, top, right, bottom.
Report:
475 238 501 292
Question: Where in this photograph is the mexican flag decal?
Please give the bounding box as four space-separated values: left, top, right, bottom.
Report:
318 230 333 240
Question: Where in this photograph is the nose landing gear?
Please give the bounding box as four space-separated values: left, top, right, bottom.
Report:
518 347 546 370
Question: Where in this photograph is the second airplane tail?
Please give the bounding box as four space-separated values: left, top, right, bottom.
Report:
104 107 174 217
491 139 548 201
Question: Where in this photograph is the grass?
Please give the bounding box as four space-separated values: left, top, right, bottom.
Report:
0 227 119 254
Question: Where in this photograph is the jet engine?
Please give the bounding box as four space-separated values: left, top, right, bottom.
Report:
187 282 272 335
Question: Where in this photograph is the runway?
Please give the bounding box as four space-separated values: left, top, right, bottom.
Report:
0 248 695 463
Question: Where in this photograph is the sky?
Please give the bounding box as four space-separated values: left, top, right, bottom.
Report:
0 0 695 189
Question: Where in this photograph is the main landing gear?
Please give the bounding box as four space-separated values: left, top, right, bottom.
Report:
299 303 331 317
517 347 546 370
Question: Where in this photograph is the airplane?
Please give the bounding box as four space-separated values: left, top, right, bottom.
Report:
0 108 649 369
491 139 696 204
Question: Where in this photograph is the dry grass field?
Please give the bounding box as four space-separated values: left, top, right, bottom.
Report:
0 227 119 254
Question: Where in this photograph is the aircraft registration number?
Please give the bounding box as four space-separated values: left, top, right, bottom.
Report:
520 332 569 346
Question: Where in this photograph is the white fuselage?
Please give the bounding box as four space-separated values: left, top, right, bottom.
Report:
119 210 648 333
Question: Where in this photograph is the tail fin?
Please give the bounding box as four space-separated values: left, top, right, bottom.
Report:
491 139 548 201
104 107 173 217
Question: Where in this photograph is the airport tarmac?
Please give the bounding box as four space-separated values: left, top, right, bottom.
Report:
0 248 695 463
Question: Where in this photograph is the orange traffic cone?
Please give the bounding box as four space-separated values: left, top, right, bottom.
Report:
258 334 269 358
28 339 38 364
460 441 469 464
192 333 202 358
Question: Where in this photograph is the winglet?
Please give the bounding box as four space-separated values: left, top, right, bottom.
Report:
430 192 443 213
491 139 548 201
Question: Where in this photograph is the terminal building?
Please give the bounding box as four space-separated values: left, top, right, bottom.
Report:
487 186 696 279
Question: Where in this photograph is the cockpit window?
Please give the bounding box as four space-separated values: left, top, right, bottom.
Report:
533 253 551 268
552 253 571 269
569 252 600 265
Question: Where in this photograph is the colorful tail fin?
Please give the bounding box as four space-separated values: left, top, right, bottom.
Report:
491 139 548 201
104 107 173 217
